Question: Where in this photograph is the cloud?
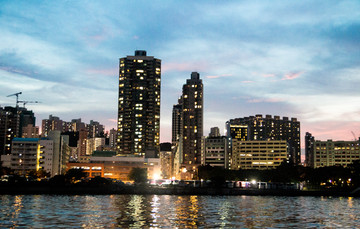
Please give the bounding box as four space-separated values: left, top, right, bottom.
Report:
282 71 304 80
247 98 285 103
86 68 117 76
262 73 276 78
162 62 208 73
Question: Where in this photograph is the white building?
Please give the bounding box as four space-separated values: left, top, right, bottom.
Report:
10 138 54 175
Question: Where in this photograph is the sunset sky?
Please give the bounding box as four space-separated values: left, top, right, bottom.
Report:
1 1 360 149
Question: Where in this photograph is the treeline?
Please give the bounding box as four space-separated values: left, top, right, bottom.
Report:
198 160 360 190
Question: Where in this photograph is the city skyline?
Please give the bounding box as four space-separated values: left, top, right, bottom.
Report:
1 1 360 146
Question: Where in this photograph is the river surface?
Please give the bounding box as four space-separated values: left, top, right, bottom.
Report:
1 194 359 228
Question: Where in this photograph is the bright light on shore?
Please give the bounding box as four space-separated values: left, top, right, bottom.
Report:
153 173 160 180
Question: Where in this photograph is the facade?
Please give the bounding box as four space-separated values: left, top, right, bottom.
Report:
22 124 39 138
109 128 117 149
172 104 182 144
70 118 86 132
177 72 203 178
88 120 104 138
227 115 300 165
18 107 36 138
41 115 63 137
0 106 20 155
67 156 161 182
78 129 88 156
10 138 54 175
160 142 173 179
209 127 220 138
202 136 229 169
226 124 248 141
310 139 360 168
86 137 105 155
116 50 161 156
231 140 288 170
305 132 315 167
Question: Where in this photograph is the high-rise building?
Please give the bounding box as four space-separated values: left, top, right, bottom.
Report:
176 72 203 179
172 104 182 144
227 115 300 165
226 123 248 141
116 50 161 156
109 128 117 149
0 106 20 155
41 115 63 137
305 132 315 167
209 127 220 138
88 120 104 138
22 124 39 138
0 106 34 155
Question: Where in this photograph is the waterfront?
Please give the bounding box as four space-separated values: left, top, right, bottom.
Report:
1 195 359 228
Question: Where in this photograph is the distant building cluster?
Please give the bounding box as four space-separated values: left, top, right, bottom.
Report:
1 50 358 181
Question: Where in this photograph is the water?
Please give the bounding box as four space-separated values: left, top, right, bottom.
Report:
1 195 359 228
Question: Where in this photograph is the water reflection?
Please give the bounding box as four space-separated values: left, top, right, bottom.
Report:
0 195 360 228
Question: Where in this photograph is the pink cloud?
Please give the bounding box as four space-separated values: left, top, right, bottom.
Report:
86 68 117 76
301 121 360 148
282 71 304 80
206 74 232 79
241 81 254 83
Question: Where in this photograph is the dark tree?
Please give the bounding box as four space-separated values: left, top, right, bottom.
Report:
27 169 50 179
128 167 147 184
65 168 87 183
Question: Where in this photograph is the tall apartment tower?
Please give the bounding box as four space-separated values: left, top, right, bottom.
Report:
305 132 315 167
179 72 203 169
117 50 161 156
172 104 182 144
0 106 20 155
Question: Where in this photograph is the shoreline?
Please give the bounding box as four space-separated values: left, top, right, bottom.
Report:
1 184 359 197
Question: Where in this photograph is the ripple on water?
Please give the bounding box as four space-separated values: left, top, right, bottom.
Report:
0 195 360 228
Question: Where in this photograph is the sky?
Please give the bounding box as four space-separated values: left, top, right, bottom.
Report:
1 0 360 149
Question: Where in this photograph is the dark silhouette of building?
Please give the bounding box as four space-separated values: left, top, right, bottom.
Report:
0 106 35 155
227 114 300 165
305 132 315 167
172 104 182 144
88 120 104 138
42 115 63 137
61 131 79 147
116 50 161 156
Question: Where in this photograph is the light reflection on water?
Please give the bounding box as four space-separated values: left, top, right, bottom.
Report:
0 195 360 228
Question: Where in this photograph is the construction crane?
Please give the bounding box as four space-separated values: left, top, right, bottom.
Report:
6 92 22 107
351 131 358 141
18 100 40 108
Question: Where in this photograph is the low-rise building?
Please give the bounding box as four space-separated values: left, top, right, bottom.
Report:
10 138 54 175
67 155 161 182
202 136 229 169
231 140 288 170
311 139 360 168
